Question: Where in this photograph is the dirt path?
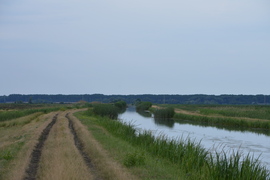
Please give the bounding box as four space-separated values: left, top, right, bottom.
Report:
20 109 136 180
1 112 58 180
24 114 58 180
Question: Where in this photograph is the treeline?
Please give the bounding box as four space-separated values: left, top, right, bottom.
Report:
0 94 269 105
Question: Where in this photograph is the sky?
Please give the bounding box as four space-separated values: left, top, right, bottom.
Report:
0 0 270 95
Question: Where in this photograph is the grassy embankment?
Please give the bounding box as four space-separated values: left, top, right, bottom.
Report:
1 103 269 179
153 104 270 130
75 107 270 180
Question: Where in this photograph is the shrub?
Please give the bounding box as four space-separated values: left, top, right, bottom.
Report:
114 101 127 110
136 101 152 111
93 104 118 119
154 107 175 119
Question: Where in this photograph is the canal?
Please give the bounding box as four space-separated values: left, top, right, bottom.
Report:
119 106 270 170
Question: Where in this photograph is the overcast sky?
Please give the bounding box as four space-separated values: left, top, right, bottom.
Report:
0 0 269 95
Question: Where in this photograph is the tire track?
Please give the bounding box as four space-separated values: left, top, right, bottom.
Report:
24 114 58 180
65 113 102 180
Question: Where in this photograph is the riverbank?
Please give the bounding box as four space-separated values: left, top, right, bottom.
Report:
1 104 269 179
75 111 187 180
152 105 270 130
75 109 270 179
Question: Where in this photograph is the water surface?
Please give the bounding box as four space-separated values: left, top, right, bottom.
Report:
119 106 270 169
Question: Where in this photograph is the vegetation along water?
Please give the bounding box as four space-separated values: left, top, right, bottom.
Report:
81 105 270 179
1 102 270 179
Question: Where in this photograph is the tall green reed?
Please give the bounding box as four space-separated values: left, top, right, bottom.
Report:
174 113 270 130
84 112 269 179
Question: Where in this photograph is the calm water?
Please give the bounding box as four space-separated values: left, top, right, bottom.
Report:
119 106 270 170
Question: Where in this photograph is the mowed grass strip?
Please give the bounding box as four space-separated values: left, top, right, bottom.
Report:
36 111 93 180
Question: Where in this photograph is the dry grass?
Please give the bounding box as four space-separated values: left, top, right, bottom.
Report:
69 111 138 180
2 109 138 180
0 112 43 127
36 111 93 180
1 112 57 180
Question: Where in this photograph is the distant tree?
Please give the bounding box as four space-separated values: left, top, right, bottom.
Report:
114 100 127 110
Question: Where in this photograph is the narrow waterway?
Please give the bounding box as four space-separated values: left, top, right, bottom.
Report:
119 106 270 170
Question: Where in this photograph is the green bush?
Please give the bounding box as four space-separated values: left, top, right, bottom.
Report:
114 101 127 110
93 104 118 119
136 101 152 111
154 107 175 119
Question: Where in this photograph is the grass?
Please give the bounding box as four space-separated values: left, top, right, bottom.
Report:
76 110 270 179
174 113 270 129
136 101 152 111
154 107 175 119
197 106 270 121
206 151 269 180
76 111 186 179
162 104 270 120
0 111 58 180
0 106 66 122
0 112 43 127
36 112 93 180
123 151 146 167
155 104 270 130
69 110 140 180
92 103 119 119
0 141 25 179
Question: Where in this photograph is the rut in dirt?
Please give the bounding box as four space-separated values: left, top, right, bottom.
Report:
66 113 102 180
24 114 58 180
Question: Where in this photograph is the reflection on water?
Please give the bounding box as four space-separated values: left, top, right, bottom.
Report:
154 118 175 128
137 110 152 118
175 119 270 137
119 106 270 170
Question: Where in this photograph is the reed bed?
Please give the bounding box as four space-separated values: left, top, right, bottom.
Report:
135 101 152 111
163 104 270 120
206 151 269 180
154 107 175 119
174 113 270 129
92 104 119 119
198 106 270 120
85 112 269 179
